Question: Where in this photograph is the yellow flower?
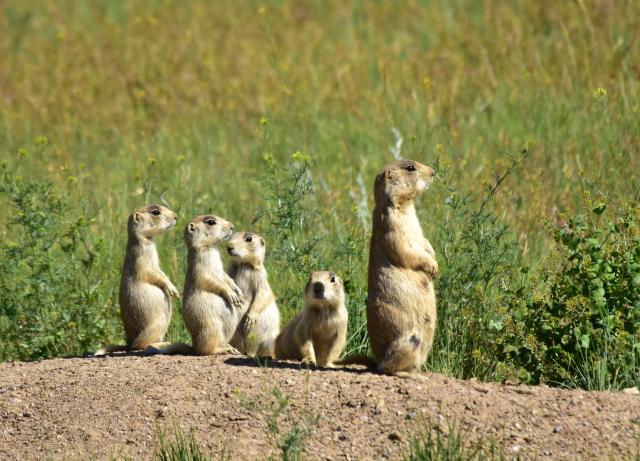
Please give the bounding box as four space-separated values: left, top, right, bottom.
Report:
147 156 157 166
593 87 607 101
262 153 275 167
291 150 311 163
423 77 432 91
259 117 269 126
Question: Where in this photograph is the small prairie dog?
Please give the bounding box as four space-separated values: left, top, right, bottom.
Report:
275 272 348 367
182 215 244 355
227 232 280 358
107 204 180 353
366 158 438 378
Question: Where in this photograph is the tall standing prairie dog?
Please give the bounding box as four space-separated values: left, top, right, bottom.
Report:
275 272 347 367
182 214 244 355
96 204 180 355
364 159 438 378
227 232 280 357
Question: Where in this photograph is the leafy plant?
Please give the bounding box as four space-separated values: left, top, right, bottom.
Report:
0 153 118 360
429 149 530 381
253 150 369 356
507 195 640 389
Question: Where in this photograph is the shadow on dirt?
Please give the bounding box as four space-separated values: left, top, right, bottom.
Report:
223 356 371 375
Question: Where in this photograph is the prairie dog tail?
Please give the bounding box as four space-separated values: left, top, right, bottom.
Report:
377 334 422 374
335 353 377 368
144 342 194 355
94 342 195 356
94 344 128 356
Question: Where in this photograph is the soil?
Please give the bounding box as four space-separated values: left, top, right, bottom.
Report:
0 354 638 460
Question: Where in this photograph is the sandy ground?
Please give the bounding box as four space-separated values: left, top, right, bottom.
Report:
0 354 638 460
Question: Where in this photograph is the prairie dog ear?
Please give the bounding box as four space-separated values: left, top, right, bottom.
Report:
260 237 265 247
188 223 196 233
134 212 142 223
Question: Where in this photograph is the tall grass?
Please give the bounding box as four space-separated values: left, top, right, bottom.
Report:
405 418 512 461
156 426 222 461
0 1 639 388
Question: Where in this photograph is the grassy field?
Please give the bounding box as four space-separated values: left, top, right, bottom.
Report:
1 1 639 390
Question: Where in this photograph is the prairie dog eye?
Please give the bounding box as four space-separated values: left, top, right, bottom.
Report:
246 236 253 242
151 209 161 216
205 218 217 226
405 165 416 172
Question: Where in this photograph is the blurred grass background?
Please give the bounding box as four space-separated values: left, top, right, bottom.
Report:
1 0 639 388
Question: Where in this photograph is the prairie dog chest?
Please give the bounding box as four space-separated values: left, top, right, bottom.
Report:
390 207 424 243
233 265 259 299
309 308 343 339
133 243 161 275
200 249 224 275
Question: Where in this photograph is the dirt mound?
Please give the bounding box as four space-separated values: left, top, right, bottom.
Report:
0 354 638 460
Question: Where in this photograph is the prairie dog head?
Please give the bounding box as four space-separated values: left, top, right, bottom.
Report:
128 204 177 238
374 159 436 208
304 271 345 310
184 214 234 250
227 232 266 267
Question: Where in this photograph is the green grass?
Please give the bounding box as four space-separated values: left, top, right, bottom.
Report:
156 426 221 461
1 1 639 389
405 418 512 461
237 374 320 461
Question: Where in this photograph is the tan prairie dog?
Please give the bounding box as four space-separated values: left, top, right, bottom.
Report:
227 232 280 358
96 204 180 355
182 214 244 355
365 159 438 378
275 271 348 367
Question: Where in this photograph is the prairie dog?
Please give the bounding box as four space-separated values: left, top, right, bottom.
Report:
182 214 244 355
275 272 347 367
366 159 438 378
227 232 280 357
96 204 180 355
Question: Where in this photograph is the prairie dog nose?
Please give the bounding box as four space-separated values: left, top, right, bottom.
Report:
312 282 325 297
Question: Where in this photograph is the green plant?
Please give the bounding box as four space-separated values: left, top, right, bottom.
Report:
405 417 511 461
507 195 640 389
0 153 119 360
253 150 369 356
156 425 221 461
254 151 326 293
238 379 319 461
429 149 530 381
